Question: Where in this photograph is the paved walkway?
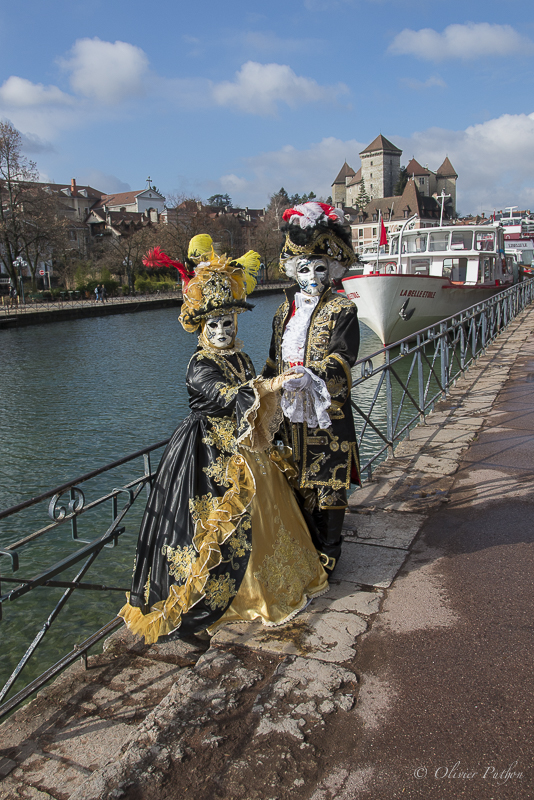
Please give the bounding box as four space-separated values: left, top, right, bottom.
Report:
1 307 534 799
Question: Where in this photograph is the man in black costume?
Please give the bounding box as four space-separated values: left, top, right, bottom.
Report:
263 202 360 573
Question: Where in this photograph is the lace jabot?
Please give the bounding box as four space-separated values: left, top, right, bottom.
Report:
281 293 319 365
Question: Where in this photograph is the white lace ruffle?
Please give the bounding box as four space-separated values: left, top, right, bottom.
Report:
281 293 319 365
281 366 332 429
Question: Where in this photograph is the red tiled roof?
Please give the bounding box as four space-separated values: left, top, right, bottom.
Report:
332 161 356 185
360 135 402 155
436 157 458 178
406 158 430 177
347 168 362 187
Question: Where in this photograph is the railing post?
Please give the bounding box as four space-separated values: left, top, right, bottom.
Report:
417 334 425 421
385 348 394 456
440 322 449 396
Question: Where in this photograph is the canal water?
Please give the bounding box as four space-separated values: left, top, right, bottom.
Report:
0 294 385 701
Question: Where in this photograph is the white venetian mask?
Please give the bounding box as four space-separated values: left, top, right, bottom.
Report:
204 314 236 349
296 257 329 297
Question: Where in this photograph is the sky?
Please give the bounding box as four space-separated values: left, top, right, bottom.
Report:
0 0 533 216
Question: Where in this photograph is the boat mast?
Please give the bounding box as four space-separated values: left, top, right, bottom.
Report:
396 213 418 271
437 190 451 227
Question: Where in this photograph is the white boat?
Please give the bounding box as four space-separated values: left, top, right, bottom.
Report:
342 216 513 345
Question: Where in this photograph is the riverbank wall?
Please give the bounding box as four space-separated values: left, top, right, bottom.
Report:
2 305 533 799
0 284 290 330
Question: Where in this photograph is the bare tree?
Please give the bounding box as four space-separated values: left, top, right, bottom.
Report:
0 122 39 284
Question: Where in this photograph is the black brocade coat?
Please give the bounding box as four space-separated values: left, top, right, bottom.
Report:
123 348 260 639
263 286 361 509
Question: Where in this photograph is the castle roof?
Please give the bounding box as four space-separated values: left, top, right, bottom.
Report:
360 134 402 156
406 158 431 177
332 161 356 186
436 157 458 178
346 168 362 187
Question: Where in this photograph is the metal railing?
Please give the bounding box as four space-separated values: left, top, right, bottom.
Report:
0 281 291 317
0 289 184 314
352 278 534 478
1 277 533 719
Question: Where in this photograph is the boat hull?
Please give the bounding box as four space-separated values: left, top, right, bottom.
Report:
342 274 510 345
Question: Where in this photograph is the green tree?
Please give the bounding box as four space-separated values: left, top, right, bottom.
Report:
355 180 371 210
207 193 232 208
393 167 408 196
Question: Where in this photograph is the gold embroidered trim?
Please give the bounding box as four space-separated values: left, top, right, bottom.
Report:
119 451 256 644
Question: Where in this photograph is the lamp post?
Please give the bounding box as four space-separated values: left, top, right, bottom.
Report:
13 257 26 305
123 258 133 293
222 228 234 255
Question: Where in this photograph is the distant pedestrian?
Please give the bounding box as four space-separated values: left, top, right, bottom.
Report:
94 284 102 303
101 285 107 303
9 285 17 308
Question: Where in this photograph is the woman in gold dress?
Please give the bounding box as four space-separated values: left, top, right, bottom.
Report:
119 241 328 644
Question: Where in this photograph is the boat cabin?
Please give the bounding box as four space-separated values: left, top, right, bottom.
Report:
361 224 511 286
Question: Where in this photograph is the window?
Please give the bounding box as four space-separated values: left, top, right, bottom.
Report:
419 178 425 186
358 229 363 237
428 231 450 251
443 257 467 282
370 173 373 178
411 259 430 275
479 256 495 282
451 231 473 250
402 233 428 253
475 231 495 251
372 228 377 237
370 161 373 166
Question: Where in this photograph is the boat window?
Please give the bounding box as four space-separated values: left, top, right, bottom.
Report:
450 231 473 250
402 233 428 253
390 236 399 255
411 258 430 275
475 231 495 251
479 256 495 282
428 231 450 251
443 257 467 282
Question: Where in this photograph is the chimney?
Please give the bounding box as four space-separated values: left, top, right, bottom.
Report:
71 178 77 195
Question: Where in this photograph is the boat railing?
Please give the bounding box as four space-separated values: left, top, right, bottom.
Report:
1 276 534 719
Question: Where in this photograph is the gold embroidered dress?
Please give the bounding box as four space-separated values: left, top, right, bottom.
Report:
119 346 328 644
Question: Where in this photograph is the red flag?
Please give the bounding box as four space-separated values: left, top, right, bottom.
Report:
379 218 388 246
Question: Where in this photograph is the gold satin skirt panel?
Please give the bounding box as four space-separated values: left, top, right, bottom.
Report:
210 448 329 631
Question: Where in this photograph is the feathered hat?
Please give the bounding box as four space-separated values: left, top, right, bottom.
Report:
279 202 356 276
179 242 261 334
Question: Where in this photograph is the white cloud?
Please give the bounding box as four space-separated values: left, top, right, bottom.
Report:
214 137 366 207
0 76 74 107
61 37 150 104
220 113 534 214
389 23 534 61
391 112 534 213
212 61 348 116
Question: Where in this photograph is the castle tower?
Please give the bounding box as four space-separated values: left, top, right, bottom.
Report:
331 161 356 207
436 157 458 216
359 135 402 200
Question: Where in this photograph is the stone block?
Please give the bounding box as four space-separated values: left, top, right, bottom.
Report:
212 608 367 663
335 541 408 588
343 510 424 550
307 582 382 616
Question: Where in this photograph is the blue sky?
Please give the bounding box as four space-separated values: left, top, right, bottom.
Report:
1 0 533 215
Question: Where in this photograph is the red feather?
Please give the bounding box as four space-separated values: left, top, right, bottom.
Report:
282 207 303 221
142 247 193 287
